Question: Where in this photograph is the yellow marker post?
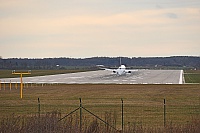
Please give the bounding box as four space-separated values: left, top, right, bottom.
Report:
4 80 5 90
12 70 31 99
10 80 11 91
15 82 18 89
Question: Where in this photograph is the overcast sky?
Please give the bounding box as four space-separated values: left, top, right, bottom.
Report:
0 0 200 58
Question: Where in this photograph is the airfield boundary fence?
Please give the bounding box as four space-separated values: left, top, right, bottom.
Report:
35 97 199 130
0 97 199 131
0 99 200 131
0 99 200 132
0 82 200 131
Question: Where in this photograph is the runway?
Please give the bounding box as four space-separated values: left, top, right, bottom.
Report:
0 70 184 84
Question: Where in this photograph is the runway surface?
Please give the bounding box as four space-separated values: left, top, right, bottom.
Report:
0 70 183 84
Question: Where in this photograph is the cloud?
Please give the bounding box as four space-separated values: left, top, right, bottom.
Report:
155 4 163 9
1 7 199 38
0 9 178 35
166 13 178 19
0 0 200 58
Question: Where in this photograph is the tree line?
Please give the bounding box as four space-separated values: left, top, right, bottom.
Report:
0 56 199 70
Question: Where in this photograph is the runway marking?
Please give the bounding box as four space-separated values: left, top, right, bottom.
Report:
40 80 46 81
48 80 55 81
71 73 76 75
69 82 77 83
69 77 83 79
179 70 183 84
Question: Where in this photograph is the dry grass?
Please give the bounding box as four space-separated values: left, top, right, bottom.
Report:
0 84 200 129
0 111 199 133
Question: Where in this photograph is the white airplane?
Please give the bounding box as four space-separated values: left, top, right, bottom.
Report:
99 58 138 75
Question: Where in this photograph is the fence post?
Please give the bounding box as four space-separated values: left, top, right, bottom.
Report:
38 98 40 118
0 80 1 90
121 98 124 132
164 99 166 127
79 98 82 133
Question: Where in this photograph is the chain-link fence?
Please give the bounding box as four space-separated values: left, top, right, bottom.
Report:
0 83 200 132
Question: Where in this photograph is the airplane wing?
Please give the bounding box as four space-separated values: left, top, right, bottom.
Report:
98 65 117 72
104 68 118 73
125 69 138 73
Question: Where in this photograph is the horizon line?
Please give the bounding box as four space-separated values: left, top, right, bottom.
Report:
1 55 199 60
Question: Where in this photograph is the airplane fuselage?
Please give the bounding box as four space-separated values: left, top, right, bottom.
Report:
101 58 136 75
113 65 127 75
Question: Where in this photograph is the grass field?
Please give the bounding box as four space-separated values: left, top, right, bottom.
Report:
0 69 90 79
184 70 200 83
0 84 199 129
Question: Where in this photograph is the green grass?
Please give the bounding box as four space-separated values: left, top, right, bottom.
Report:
0 84 199 127
0 70 90 78
184 70 200 83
